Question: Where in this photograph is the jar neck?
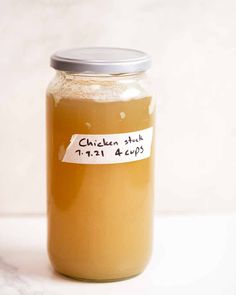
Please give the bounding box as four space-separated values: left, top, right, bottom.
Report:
56 71 146 82
48 70 151 101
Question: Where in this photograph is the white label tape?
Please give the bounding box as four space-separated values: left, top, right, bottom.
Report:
62 127 153 165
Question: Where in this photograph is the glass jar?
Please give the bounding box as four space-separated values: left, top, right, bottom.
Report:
46 47 155 282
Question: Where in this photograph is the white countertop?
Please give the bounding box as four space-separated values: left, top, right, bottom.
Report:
0 214 236 295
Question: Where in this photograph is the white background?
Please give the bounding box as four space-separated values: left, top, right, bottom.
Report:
0 0 236 214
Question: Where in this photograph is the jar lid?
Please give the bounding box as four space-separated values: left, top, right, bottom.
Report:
50 47 151 74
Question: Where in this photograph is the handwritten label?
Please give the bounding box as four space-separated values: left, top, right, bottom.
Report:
62 127 153 165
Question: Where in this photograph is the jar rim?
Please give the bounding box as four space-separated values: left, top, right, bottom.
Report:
50 47 151 74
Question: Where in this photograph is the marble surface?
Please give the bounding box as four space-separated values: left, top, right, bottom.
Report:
0 214 236 295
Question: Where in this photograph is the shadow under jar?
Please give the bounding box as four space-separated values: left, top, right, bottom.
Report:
46 47 155 282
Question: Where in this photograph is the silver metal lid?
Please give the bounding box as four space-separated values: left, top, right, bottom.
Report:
50 47 151 74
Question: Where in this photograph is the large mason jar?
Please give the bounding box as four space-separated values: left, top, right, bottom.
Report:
46 47 155 282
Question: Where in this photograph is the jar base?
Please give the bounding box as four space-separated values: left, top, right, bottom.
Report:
53 267 144 283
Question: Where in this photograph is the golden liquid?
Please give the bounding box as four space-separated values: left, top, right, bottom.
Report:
47 94 155 281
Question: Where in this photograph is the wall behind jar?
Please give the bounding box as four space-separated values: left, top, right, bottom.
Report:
0 0 236 214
